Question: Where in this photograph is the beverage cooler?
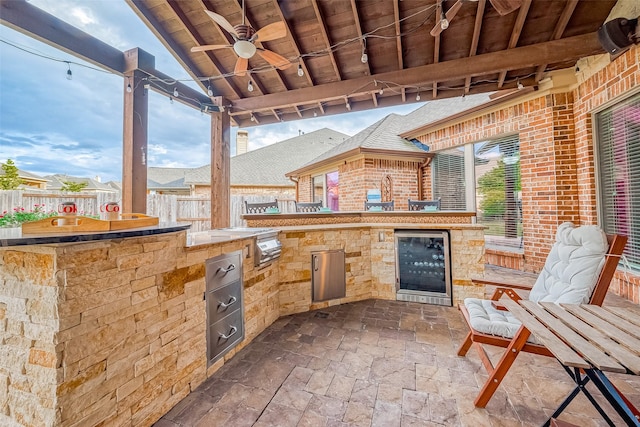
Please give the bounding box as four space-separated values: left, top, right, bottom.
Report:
394 230 452 306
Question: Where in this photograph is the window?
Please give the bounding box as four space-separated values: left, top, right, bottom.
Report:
312 171 339 211
474 135 522 249
596 92 640 270
432 146 467 210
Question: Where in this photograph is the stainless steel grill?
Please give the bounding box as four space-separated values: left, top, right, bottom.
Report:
254 230 281 267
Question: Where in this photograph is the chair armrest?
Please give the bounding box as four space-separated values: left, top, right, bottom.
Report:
491 301 509 311
471 277 534 291
489 287 525 302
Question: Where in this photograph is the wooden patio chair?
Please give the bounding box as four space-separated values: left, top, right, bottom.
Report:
244 199 278 214
407 198 440 211
295 201 323 212
457 222 627 407
364 200 394 211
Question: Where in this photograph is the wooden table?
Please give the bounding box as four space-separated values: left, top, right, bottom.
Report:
501 300 640 427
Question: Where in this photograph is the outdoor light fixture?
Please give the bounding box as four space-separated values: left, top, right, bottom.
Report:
233 40 257 59
361 38 368 63
247 80 254 92
440 10 449 30
297 64 304 77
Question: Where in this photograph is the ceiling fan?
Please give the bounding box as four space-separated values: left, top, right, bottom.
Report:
191 1 291 77
430 0 523 37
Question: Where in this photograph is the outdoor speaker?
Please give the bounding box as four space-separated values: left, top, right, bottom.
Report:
597 18 638 55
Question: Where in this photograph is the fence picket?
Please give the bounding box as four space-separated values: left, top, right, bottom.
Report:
1 190 295 231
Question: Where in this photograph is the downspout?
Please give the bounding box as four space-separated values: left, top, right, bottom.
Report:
418 156 433 199
289 176 299 201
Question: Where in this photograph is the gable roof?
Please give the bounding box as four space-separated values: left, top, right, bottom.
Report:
44 174 117 192
287 94 493 177
147 167 196 191
185 128 349 187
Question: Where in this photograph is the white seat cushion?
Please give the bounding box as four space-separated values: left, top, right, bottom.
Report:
465 222 609 341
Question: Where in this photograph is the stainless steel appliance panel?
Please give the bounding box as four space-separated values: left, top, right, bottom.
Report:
207 281 243 325
206 254 241 289
312 250 346 302
208 309 244 360
205 251 244 366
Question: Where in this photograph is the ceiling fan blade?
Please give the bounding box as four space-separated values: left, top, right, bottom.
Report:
191 44 232 52
257 49 292 70
430 0 463 37
205 10 238 38
489 0 522 16
252 22 287 42
235 57 248 76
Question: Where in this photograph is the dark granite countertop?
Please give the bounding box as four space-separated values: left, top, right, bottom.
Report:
0 223 191 247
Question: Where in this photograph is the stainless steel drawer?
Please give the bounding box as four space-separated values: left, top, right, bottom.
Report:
206 252 241 290
207 281 242 325
208 309 244 363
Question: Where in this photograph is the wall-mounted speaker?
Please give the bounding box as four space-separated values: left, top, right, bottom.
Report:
597 18 638 55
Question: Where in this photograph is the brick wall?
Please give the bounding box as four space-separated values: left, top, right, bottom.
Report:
572 45 639 303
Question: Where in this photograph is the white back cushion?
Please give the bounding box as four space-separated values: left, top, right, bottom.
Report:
528 222 609 304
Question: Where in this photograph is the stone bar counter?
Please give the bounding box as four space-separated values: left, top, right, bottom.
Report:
0 212 485 426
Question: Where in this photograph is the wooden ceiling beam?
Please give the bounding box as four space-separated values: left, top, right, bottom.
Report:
271 0 314 86
497 0 532 88
394 0 404 71
167 0 241 98
535 0 579 82
350 0 370 77
231 32 604 112
464 0 486 94
234 78 526 127
1 0 125 74
310 0 342 80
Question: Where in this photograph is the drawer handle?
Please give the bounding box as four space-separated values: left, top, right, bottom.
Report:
219 326 238 341
217 296 237 311
216 264 236 274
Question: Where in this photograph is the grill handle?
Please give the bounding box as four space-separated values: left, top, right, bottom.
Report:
216 264 236 274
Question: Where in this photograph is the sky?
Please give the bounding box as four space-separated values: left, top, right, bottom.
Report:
0 0 424 183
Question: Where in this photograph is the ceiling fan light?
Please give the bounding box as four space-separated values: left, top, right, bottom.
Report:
234 40 257 59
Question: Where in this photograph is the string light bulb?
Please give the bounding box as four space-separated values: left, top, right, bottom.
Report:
207 84 213 97
416 92 421 101
361 38 368 63
66 63 72 80
250 114 255 122
297 64 304 77
517 80 524 90
173 87 179 97
247 80 254 92
440 9 449 30
313 111 318 117
126 77 132 93
169 96 174 104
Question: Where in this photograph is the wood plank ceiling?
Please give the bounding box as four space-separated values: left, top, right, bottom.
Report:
127 0 616 128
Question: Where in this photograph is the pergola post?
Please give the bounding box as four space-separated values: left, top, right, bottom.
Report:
211 97 230 229
122 48 154 214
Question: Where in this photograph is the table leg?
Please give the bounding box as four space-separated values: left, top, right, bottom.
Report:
584 369 640 427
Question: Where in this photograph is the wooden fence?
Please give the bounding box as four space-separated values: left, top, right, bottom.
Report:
1 190 295 231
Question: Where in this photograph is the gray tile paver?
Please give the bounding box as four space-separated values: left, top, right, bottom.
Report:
154 266 639 427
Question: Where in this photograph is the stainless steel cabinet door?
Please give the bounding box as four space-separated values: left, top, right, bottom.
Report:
312 250 346 302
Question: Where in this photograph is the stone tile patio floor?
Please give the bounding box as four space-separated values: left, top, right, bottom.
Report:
156 266 640 426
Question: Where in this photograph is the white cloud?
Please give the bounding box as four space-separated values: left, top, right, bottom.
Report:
148 144 168 155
